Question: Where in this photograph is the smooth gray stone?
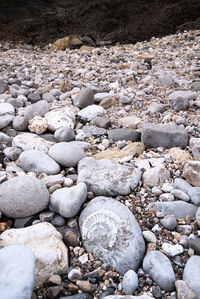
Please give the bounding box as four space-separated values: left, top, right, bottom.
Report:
69 141 91 151
3 146 21 160
119 95 132 104
50 215 65 227
108 128 140 142
183 255 200 299
0 132 12 146
24 100 49 120
90 116 111 129
13 116 29 131
50 183 87 218
141 123 188 148
42 92 56 102
28 92 41 103
148 201 198 218
189 238 200 255
122 270 138 295
170 96 189 112
159 71 175 87
18 149 60 174
169 90 197 101
103 296 155 299
0 245 35 299
78 105 104 121
79 197 145 274
49 142 85 167
170 189 190 201
0 79 8 94
73 88 94 108
160 216 177 230
54 125 75 142
49 88 62 97
192 146 200 159
191 81 200 92
0 102 15 116
148 102 164 113
0 175 49 218
173 178 193 194
7 97 24 108
196 207 200 228
143 250 175 291
82 125 106 137
14 216 36 228
188 187 200 206
0 114 14 129
77 157 141 196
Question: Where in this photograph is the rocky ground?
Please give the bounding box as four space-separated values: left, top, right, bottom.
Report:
0 29 200 299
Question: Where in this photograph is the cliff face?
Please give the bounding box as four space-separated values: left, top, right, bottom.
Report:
0 0 200 44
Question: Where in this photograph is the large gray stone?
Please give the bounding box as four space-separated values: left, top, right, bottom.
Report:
13 116 29 131
78 105 104 121
0 245 35 299
173 178 193 194
48 142 85 167
141 123 188 148
143 250 175 291
169 90 197 102
90 116 111 129
0 79 8 94
188 187 200 206
148 201 198 218
183 256 200 299
0 175 49 218
79 197 145 274
18 149 60 175
0 114 14 129
73 88 94 108
50 183 87 218
0 103 15 116
77 157 141 196
24 100 49 120
108 128 140 142
54 125 75 142
82 126 106 137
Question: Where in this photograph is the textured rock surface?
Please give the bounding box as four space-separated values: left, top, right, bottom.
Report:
183 256 200 299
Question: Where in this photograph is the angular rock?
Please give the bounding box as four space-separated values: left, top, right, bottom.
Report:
54 125 75 142
183 256 200 299
108 128 140 142
28 116 48 134
73 88 94 108
175 280 197 299
142 166 171 187
0 223 68 287
0 175 49 218
78 105 104 121
45 107 75 131
183 161 200 187
79 197 145 274
141 123 188 148
77 157 141 196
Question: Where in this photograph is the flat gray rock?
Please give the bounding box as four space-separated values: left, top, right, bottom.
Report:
79 197 145 274
77 157 141 196
0 245 35 299
78 105 104 121
108 128 140 142
24 100 49 120
188 187 200 206
18 149 60 174
183 255 200 299
0 114 14 129
0 175 49 218
82 126 106 137
73 88 94 108
143 250 175 291
148 201 197 218
141 123 188 148
50 182 87 218
90 116 111 129
48 142 85 167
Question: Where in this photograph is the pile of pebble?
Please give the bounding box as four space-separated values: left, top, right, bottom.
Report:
0 29 200 299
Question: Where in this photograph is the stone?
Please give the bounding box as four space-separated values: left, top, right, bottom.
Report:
50 183 87 218
170 189 190 201
79 196 145 274
143 250 175 291
168 147 192 162
0 114 14 129
0 175 49 218
142 166 171 187
118 116 142 128
162 243 184 257
0 223 68 287
39 211 54 222
59 294 92 299
159 71 175 87
45 107 75 131
119 95 132 104
183 161 200 187
191 81 200 92
196 207 200 228
122 270 138 295
24 100 49 120
99 97 118 108
90 116 111 129
42 92 56 102
41 174 64 187
148 102 164 113
159 193 174 201
103 296 155 299
188 188 200 205
189 137 200 149
169 90 197 102
73 88 94 108
82 126 106 137
28 116 48 134
0 79 8 94
148 201 198 218
0 102 15 116
51 215 65 227
160 216 177 230
3 146 21 160
183 256 200 299
28 92 41 103
18 149 60 174
48 274 62 286
78 105 104 121
142 231 157 243
51 35 82 50
192 146 200 159
77 157 141 196
12 132 54 153
170 96 190 112
173 178 193 194
0 245 35 299
175 280 197 299
54 125 75 142
94 93 113 103
49 142 85 167
108 128 140 142
12 116 29 131
60 79 71 92
189 238 200 255
141 123 188 148
76 280 96 294
68 268 83 282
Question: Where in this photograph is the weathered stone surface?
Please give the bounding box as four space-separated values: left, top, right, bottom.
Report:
108 128 140 142
122 270 138 295
188 187 200 206
142 166 171 187
79 197 145 274
0 79 8 94
78 105 104 121
0 223 68 287
28 116 48 134
183 161 200 187
183 256 200 299
175 280 197 299
0 114 14 129
173 178 193 194
82 125 106 137
77 157 141 196
103 296 155 299
73 88 94 108
90 116 111 129
0 102 15 116
54 125 75 142
168 147 192 162
141 123 188 148
118 116 142 128
45 107 75 131
24 100 49 120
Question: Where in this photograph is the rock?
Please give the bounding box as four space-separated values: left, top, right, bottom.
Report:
119 95 132 104
0 223 68 287
0 132 12 145
73 88 94 108
28 116 48 134
60 79 71 92
50 183 87 218
42 92 56 102
0 175 49 218
188 188 200 205
78 105 104 121
76 280 96 294
0 114 14 129
191 81 200 92
41 174 64 187
24 100 49 119
3 146 21 160
148 102 164 113
142 166 171 187
28 92 41 103
160 216 177 230
170 96 190 112
12 115 29 131
173 178 193 194
51 215 65 227
59 294 92 299
68 268 83 282
0 79 8 94
45 107 75 131
54 125 75 142
48 274 62 286
141 123 188 148
189 238 200 255
183 161 200 187
122 270 138 295
103 296 155 299
159 193 174 201
168 147 192 162
162 243 184 257
12 132 54 153
94 93 112 103
192 146 200 159
148 201 198 218
142 231 157 243
159 71 175 87
77 157 141 196
143 250 175 291
0 245 35 299
189 137 200 149
82 126 106 137
79 196 145 274
175 280 197 299
183 256 200 299
51 35 82 50
0 102 15 115
18 149 60 174
170 189 190 201
49 142 85 167
108 128 140 142
90 116 111 129
118 116 142 128
196 207 200 228
169 90 197 103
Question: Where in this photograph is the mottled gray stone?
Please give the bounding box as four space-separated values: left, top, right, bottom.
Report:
148 102 164 113
196 207 200 228
148 201 198 218
59 294 92 299
122 270 138 295
12 116 29 131
0 103 15 116
108 128 140 142
159 71 175 87
169 90 197 102
77 157 141 196
0 245 35 299
7 97 24 108
0 114 14 129
79 197 145 274
183 256 200 299
28 92 41 103
192 146 200 159
51 215 65 227
160 216 177 230
24 100 49 120
0 132 12 146
54 125 75 142
3 146 21 160
82 126 106 137
170 189 190 201
170 96 190 112
143 250 175 291
90 116 111 129
42 92 56 102
173 178 193 194
142 231 157 243
188 187 200 206
141 123 188 148
191 81 200 92
73 88 94 108
0 175 49 218
189 238 200 255
0 79 8 94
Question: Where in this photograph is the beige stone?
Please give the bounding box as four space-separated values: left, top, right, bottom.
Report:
183 161 200 187
28 116 48 134
168 147 192 163
175 280 197 299
118 115 142 128
50 35 82 51
136 54 153 61
0 223 68 287
143 166 171 187
60 79 71 92
80 45 95 51
99 97 118 108
189 137 200 149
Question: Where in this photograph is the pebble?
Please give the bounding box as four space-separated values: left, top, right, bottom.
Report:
160 216 177 230
108 128 140 142
162 243 184 257
188 187 200 206
142 230 157 243
54 125 75 142
175 280 197 299
170 189 190 201
122 270 138 295
73 87 94 108
183 256 200 299
78 104 104 121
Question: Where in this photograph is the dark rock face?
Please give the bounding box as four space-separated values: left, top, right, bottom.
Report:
0 0 200 44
